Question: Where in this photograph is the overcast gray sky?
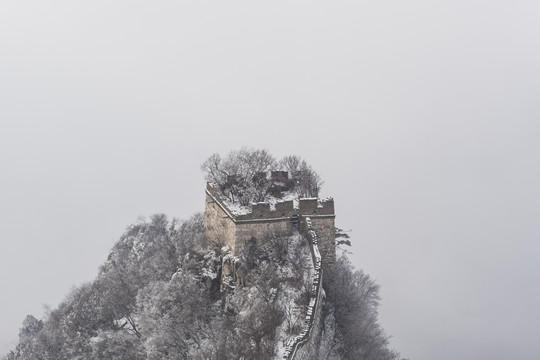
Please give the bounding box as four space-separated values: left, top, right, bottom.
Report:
1 1 539 359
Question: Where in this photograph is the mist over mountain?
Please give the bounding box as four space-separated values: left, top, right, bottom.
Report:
4 151 403 360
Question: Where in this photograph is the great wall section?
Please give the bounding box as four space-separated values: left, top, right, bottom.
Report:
203 182 335 359
283 217 324 360
204 183 336 267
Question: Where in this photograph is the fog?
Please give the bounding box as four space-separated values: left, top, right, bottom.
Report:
1 1 539 359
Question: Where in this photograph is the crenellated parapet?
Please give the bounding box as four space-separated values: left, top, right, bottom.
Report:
204 182 335 266
204 181 335 359
206 183 334 221
298 198 334 217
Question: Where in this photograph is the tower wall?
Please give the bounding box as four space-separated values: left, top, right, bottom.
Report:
234 220 293 253
302 216 336 268
204 190 237 251
204 183 336 359
204 183 335 266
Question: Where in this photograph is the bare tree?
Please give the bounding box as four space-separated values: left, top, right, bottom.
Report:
279 155 303 174
237 300 284 358
295 160 323 198
279 155 324 197
201 153 226 185
202 150 326 206
323 255 402 360
201 148 278 205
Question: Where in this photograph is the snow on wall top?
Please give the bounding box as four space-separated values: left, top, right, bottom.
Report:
206 183 334 221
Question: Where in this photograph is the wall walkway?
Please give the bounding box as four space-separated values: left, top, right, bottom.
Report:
283 217 324 360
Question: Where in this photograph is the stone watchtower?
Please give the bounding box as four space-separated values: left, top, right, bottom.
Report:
203 182 336 267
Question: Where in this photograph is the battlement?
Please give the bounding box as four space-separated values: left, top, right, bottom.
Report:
206 183 335 222
204 177 335 360
204 182 335 267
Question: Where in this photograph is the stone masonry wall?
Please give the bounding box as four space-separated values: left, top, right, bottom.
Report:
204 191 236 251
309 217 336 268
234 220 292 253
205 183 336 265
204 185 333 359
235 197 335 221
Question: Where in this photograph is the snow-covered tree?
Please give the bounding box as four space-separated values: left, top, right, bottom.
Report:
201 149 324 204
5 212 402 360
